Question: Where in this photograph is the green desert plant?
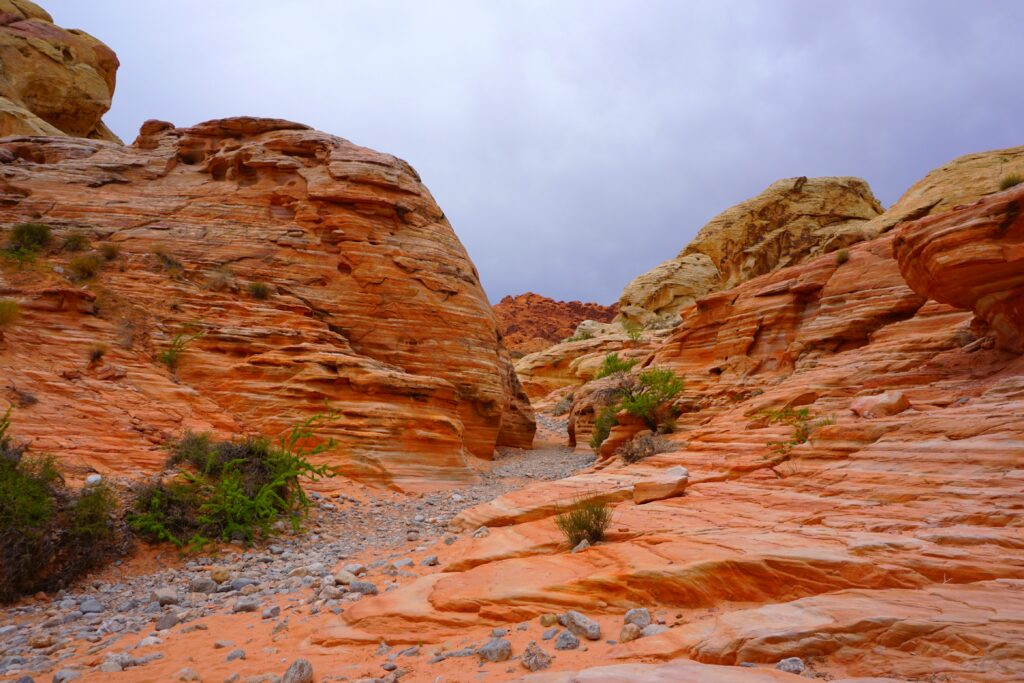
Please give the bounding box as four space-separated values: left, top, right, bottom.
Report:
8 222 51 252
761 406 834 457
622 320 643 343
999 173 1023 191
100 243 121 261
619 368 685 431
67 253 102 281
129 409 338 550
555 497 611 547
246 281 272 300
157 331 205 373
563 330 594 343
62 233 90 252
835 248 850 265
594 352 637 380
589 405 618 451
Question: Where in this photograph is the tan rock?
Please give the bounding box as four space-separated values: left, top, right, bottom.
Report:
618 622 642 643
632 465 688 504
0 0 121 141
209 568 231 584
850 391 910 419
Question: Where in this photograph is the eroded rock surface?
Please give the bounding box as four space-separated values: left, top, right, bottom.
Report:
0 0 120 141
0 117 533 488
493 292 618 356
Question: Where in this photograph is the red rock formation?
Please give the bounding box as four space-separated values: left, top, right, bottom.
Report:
0 117 533 489
894 182 1024 353
322 226 1024 681
493 292 618 355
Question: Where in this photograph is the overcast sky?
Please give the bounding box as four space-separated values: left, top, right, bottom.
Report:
46 1 1024 305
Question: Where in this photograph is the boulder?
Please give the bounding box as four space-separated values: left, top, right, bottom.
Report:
632 466 689 504
850 391 910 418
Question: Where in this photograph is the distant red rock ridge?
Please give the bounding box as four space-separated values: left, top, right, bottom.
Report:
493 292 618 355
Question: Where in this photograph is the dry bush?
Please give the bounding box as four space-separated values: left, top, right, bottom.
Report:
617 432 672 464
555 497 611 546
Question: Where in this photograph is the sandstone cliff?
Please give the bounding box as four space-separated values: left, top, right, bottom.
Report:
619 177 883 325
0 117 534 489
325 191 1024 682
0 0 120 142
493 292 617 356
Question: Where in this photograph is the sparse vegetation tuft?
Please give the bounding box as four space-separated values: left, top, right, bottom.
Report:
619 368 685 431
622 320 643 343
62 233 89 252
129 410 338 550
589 405 618 451
100 243 121 261
617 432 672 464
555 497 611 547
206 269 233 292
89 345 107 363
563 330 594 343
761 406 834 458
0 299 19 329
594 352 637 380
152 248 183 276
552 392 574 417
835 249 850 265
9 222 51 252
247 281 272 300
68 253 102 281
157 331 205 374
999 173 1023 191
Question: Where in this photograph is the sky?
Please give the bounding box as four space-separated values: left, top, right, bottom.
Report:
45 1 1024 305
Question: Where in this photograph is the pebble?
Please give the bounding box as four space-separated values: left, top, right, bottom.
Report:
539 613 559 627
79 598 103 614
641 624 668 638
232 597 261 613
472 526 489 538
542 627 559 640
190 577 217 593
349 581 379 596
343 563 366 575
214 640 234 649
619 623 642 642
555 630 580 650
53 671 81 683
262 605 281 620
226 648 246 662
151 588 180 606
477 637 512 662
421 555 439 567
175 667 202 681
155 614 180 631
281 659 314 683
776 657 806 674
624 607 652 629
85 474 102 487
559 610 602 640
571 539 590 553
521 641 552 671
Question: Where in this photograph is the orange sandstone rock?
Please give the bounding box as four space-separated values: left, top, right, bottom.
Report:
0 118 533 488
493 292 618 356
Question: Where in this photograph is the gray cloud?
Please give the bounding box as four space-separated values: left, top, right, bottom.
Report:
46 0 1024 304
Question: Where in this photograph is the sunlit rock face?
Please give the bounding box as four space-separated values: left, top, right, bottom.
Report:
0 117 534 489
0 0 121 141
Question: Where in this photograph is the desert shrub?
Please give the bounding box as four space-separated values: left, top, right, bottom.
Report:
206 269 233 292
622 320 643 343
563 330 594 343
761 406 834 457
0 410 121 602
68 253 102 281
617 432 671 464
247 281 272 299
152 248 183 276
100 243 121 261
62 233 89 252
619 368 685 431
835 249 850 265
89 345 106 363
999 173 1023 191
0 299 19 328
551 392 574 417
9 222 51 251
129 411 337 550
594 352 637 380
589 405 618 451
555 497 611 547
157 331 205 373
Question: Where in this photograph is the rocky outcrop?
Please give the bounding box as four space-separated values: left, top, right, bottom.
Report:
894 182 1024 353
493 292 618 356
0 117 533 488
323 225 1024 681
0 0 120 141
619 177 883 325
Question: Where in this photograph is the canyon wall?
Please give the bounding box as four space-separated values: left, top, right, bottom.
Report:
0 117 534 489
493 292 617 356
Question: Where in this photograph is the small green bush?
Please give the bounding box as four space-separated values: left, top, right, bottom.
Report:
835 249 850 265
0 299 19 328
622 320 643 343
617 433 671 464
62 233 89 252
999 173 1023 191
157 331 205 374
247 281 272 299
619 368 685 431
555 497 611 547
9 222 51 251
594 352 637 380
129 410 338 550
761 406 834 457
589 406 618 451
100 243 121 261
68 253 102 281
563 330 594 343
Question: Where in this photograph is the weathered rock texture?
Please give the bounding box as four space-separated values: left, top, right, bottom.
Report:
493 292 618 356
0 117 533 488
0 0 120 141
895 182 1024 353
619 177 883 325
321 203 1024 680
